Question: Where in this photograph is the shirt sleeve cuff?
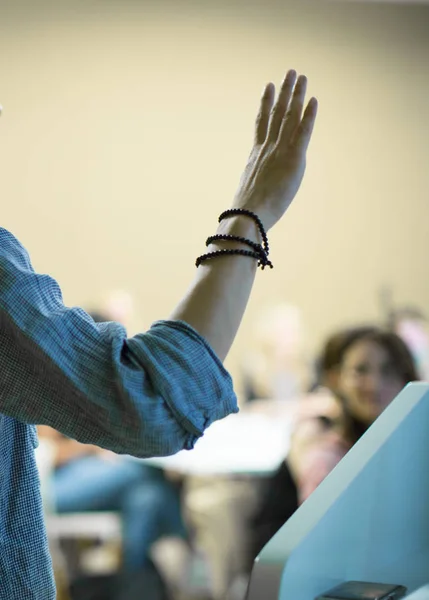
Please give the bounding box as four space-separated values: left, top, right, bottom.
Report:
126 319 239 446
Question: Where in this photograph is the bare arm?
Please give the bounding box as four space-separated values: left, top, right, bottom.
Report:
0 70 317 458
171 71 317 362
170 215 259 363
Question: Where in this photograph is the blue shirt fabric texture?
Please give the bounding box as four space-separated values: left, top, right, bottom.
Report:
0 227 238 599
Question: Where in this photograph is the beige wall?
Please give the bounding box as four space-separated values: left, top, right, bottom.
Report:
0 0 428 386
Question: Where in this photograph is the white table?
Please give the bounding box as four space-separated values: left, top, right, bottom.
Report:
134 402 297 477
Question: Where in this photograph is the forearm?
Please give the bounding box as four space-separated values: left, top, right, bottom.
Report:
170 73 317 361
170 216 261 362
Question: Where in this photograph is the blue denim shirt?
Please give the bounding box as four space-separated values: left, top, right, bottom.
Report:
0 227 238 599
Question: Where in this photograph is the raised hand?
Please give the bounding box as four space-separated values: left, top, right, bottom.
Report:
233 70 318 231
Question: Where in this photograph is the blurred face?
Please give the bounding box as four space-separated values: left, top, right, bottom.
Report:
338 339 405 424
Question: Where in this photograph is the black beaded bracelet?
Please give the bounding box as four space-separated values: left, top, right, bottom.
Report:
218 208 270 258
205 234 273 269
195 208 273 270
195 248 262 268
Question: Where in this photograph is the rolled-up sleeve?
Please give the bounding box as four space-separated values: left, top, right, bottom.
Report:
0 228 238 457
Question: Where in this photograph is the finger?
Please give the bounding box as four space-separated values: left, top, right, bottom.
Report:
254 83 275 146
266 70 297 143
292 97 318 153
278 74 307 147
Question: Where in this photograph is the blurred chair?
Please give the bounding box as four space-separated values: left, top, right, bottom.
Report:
35 438 211 599
34 437 123 583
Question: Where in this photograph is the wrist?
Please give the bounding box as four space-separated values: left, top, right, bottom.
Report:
195 209 272 270
231 196 275 232
215 215 262 248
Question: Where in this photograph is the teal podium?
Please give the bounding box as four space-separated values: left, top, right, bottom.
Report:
246 383 429 600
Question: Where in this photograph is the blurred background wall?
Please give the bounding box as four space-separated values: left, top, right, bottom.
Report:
0 0 428 382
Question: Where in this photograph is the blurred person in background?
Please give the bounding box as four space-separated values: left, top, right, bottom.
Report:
239 326 418 595
308 327 354 392
100 289 136 333
36 429 187 573
326 326 417 430
241 303 311 403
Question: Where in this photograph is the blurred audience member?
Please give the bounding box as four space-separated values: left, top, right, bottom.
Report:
38 426 187 573
309 328 354 392
331 326 417 427
102 289 136 333
245 326 418 575
241 304 310 403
